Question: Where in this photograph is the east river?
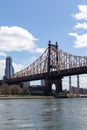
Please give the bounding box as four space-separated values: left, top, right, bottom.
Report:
0 98 87 130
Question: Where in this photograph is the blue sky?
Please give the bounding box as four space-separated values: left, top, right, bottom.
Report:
0 0 87 89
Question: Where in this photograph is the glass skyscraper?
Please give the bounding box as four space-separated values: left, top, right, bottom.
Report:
5 56 14 78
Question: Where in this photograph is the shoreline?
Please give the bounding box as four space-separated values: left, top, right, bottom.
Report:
0 95 55 99
0 94 87 99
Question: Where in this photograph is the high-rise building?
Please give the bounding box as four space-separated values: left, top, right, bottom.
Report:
5 56 14 78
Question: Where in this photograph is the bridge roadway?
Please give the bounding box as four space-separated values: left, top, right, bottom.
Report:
0 66 87 85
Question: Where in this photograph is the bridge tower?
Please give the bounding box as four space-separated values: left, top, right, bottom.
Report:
44 41 62 95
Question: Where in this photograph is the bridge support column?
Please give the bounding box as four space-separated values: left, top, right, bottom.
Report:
44 78 62 96
56 78 62 94
69 76 72 94
77 75 80 94
44 79 52 95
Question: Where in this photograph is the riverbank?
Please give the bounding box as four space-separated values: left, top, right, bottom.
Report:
67 94 87 98
0 94 86 99
0 95 55 99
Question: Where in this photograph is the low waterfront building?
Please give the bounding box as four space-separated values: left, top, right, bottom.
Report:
29 85 45 95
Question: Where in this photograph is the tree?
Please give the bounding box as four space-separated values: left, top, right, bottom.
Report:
1 84 10 96
10 85 23 95
22 88 30 95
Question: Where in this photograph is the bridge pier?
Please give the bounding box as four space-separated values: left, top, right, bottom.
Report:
77 75 80 94
69 75 80 94
69 76 71 94
44 78 62 95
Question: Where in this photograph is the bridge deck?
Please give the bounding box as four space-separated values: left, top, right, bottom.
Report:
0 66 86 85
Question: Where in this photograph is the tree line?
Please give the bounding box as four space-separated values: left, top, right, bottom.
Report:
0 84 30 96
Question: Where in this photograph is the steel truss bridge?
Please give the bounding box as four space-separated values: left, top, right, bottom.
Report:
2 41 87 95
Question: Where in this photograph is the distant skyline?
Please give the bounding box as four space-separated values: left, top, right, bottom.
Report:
0 0 87 89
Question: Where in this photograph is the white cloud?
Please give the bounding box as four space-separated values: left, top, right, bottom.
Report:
0 26 37 52
0 26 45 54
0 52 7 57
35 48 45 53
69 5 87 48
0 60 5 78
69 32 78 37
73 5 87 20
69 32 87 48
74 22 87 30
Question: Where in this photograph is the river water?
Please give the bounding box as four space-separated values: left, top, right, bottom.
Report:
0 98 87 130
